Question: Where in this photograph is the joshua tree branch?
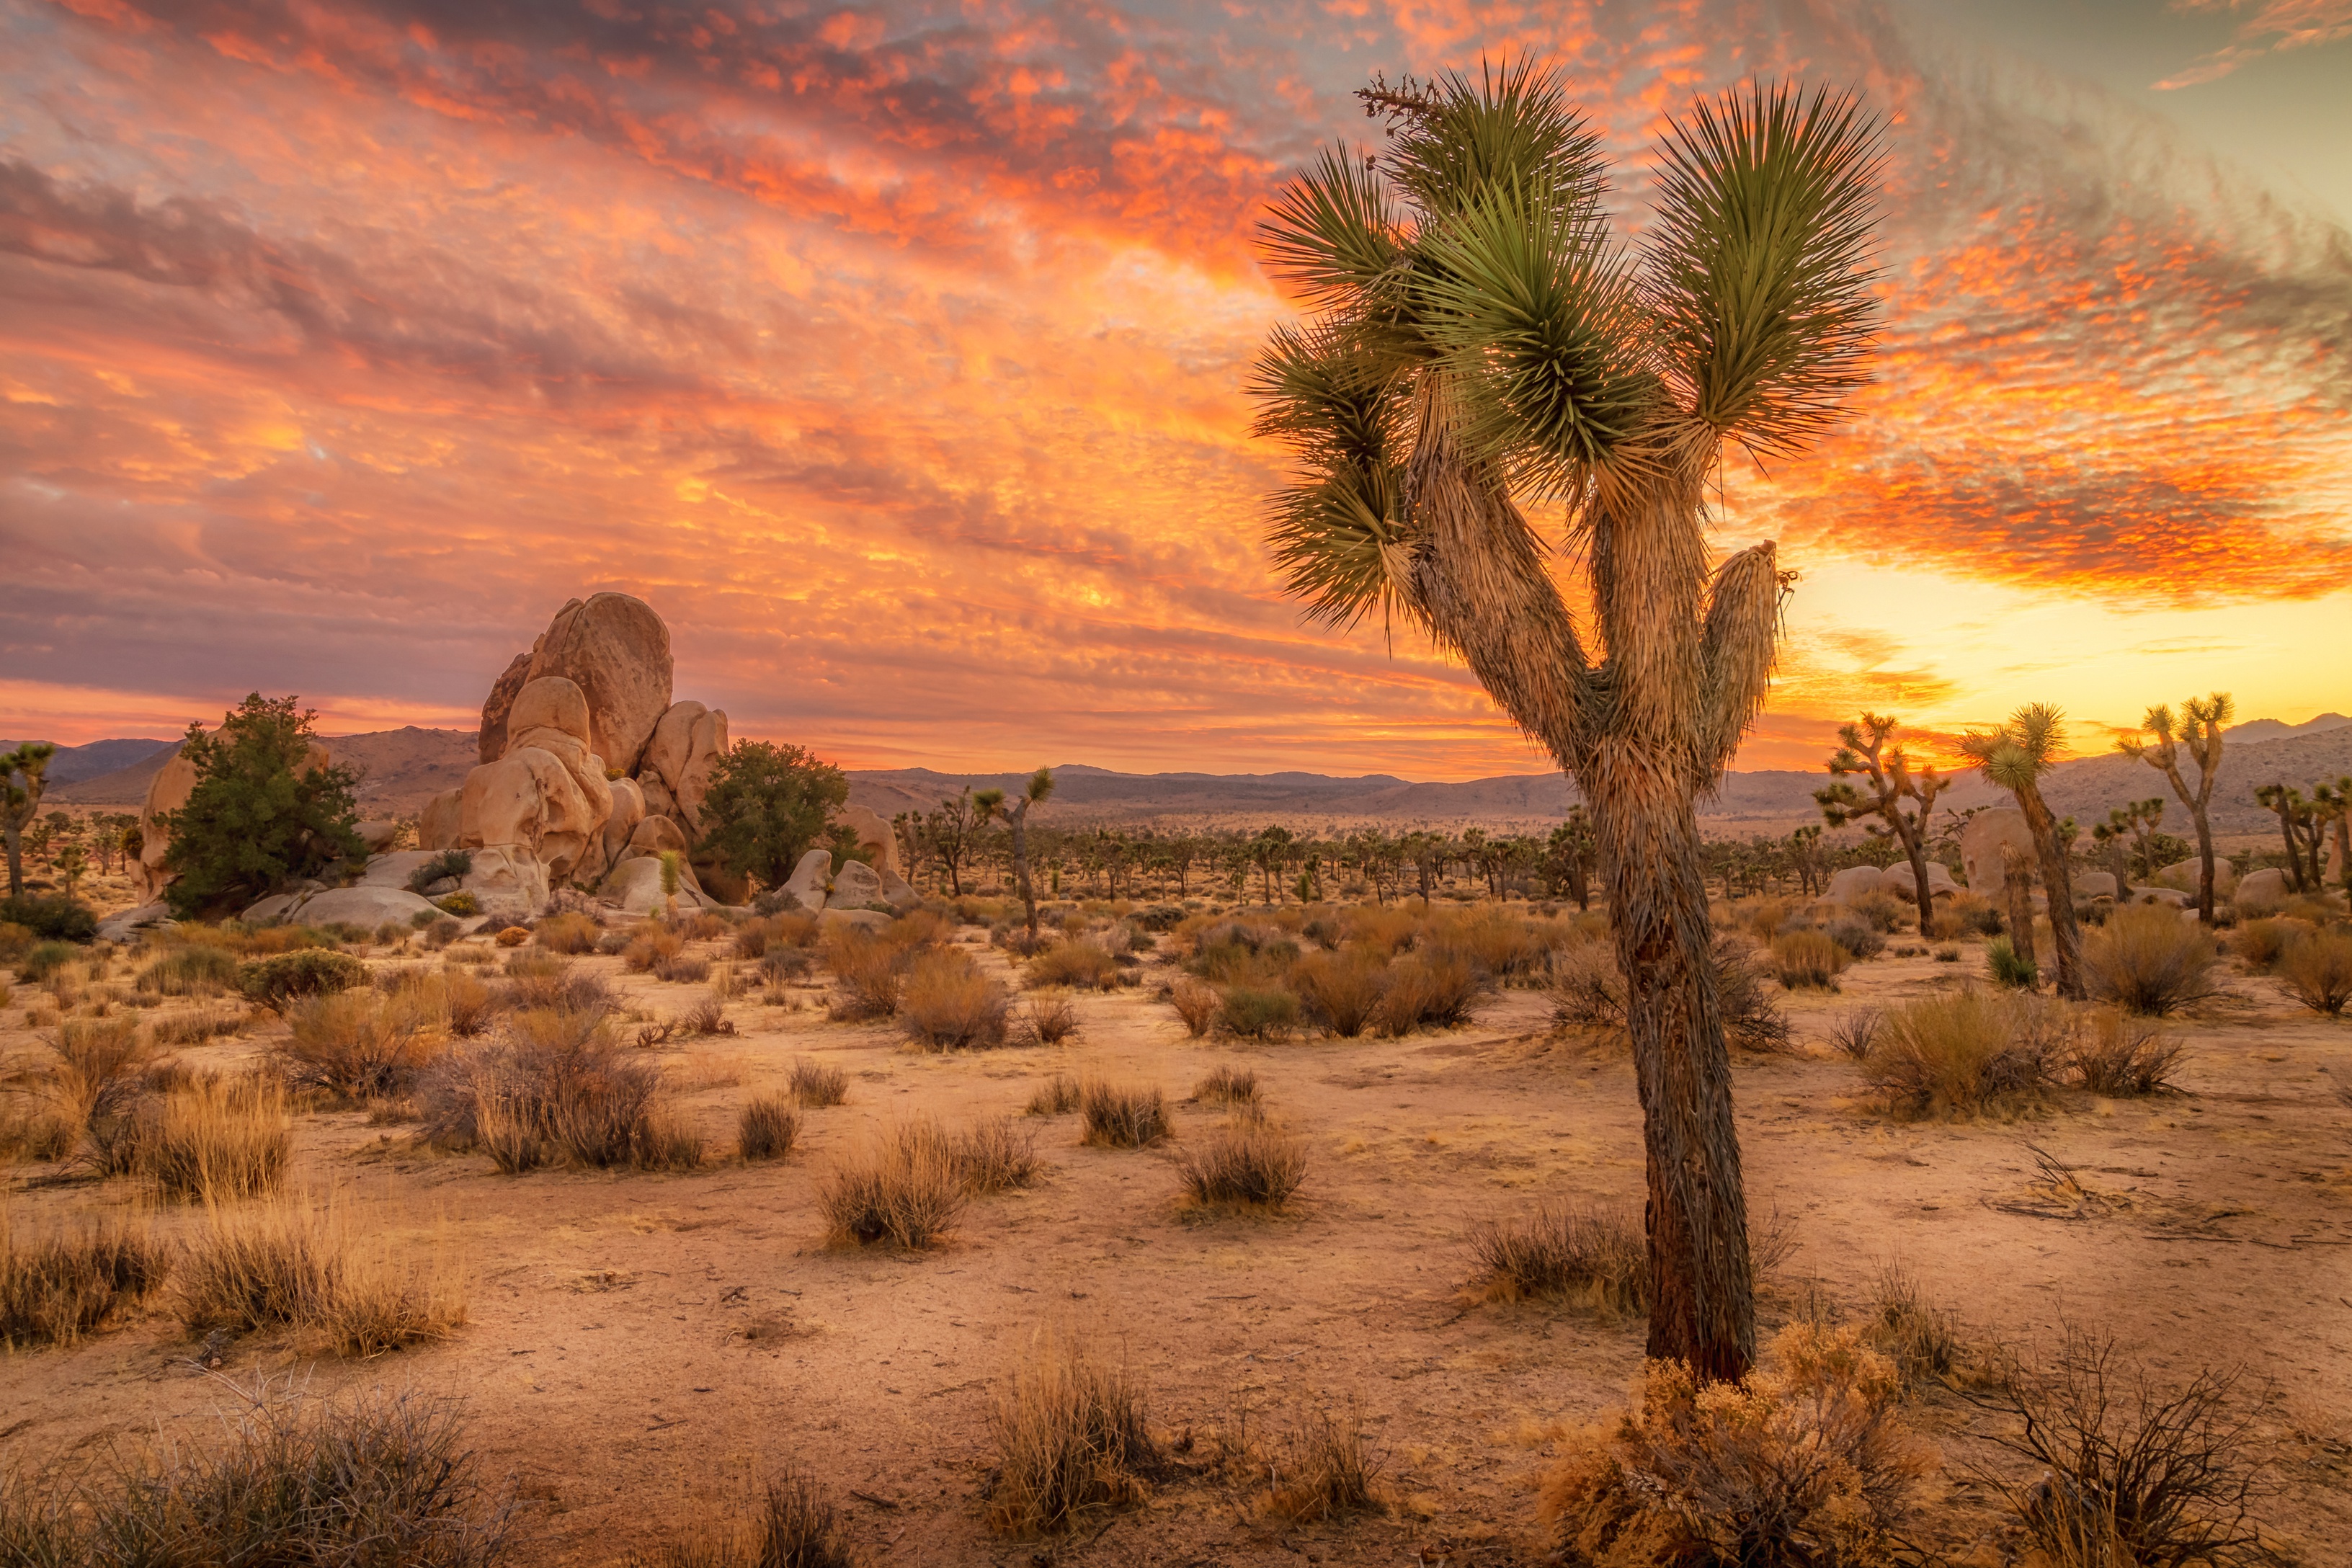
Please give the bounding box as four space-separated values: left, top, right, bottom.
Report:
1694 543 1784 783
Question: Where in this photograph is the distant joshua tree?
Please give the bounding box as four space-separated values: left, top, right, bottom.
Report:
974 767 1056 936
1958 705 2084 1000
2090 798 2164 893
1248 63 1882 1381
2318 778 2352 896
1545 808 1598 909
2254 783 2328 894
2117 693 2229 924
1814 713 1949 935
1 741 58 896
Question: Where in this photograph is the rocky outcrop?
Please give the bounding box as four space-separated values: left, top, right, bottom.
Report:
1827 865 1881 904
2234 867 2290 913
477 653 535 764
419 788 463 852
782 847 833 912
1881 860 1957 900
643 701 728 833
836 804 901 879
2154 858 2237 897
482 594 673 776
1959 809 2038 900
2075 870 2119 900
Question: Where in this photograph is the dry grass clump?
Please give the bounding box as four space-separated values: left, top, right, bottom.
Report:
45 1017 153 1177
1215 983 1301 1040
1175 1124 1306 1211
174 1193 467 1356
0 1386 518 1566
2082 903 2221 1016
1556 939 1789 1053
736 1093 799 1162
530 912 600 954
1288 949 1388 1036
420 1007 698 1173
821 928 903 1020
1970 1330 2277 1568
957 1115 1041 1193
1860 988 2062 1119
278 988 442 1102
816 1121 967 1248
2278 930 2352 1016
1193 1064 1258 1105
622 928 685 973
148 1077 291 1202
2064 1008 2186 1095
1540 1323 1932 1567
1770 928 1851 990
1368 953 1480 1034
136 945 240 997
1 1209 170 1348
1168 977 1220 1037
2230 917 2310 974
1025 940 1121 992
1262 1398 1386 1523
1025 1073 1081 1116
1079 1078 1169 1148
1860 1261 1970 1393
900 948 1009 1049
788 1057 848 1108
1012 994 1079 1046
627 1470 855 1568
1468 1202 1647 1311
1827 1007 1881 1062
651 952 711 984
985 1331 1159 1536
150 1002 246 1046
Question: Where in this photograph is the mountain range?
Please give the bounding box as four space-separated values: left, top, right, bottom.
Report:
10 711 2346 842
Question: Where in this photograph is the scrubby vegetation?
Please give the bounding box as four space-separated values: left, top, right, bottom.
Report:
985 1331 1157 1536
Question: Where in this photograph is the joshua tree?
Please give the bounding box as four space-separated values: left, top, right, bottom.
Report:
2317 778 2352 896
2117 694 2230 924
1814 713 1949 935
2090 798 2164 893
920 788 983 898
1546 808 1598 908
1957 705 2083 1000
974 767 1056 936
2 741 59 898
2254 783 2328 893
1250 64 1880 1381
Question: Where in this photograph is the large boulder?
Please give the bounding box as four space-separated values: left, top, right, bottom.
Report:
95 901 174 945
879 868 922 911
2234 867 2291 914
597 775 648 870
643 701 729 832
419 788 463 852
460 845 550 923
355 820 404 854
830 860 886 908
1959 808 2038 899
1827 865 1882 904
2154 857 2237 897
504 675 592 748
523 594 674 775
275 885 440 930
2075 870 2119 900
624 814 690 859
458 749 600 881
600 852 708 914
835 805 901 879
476 652 535 765
359 850 440 889
783 847 833 912
1881 860 1958 900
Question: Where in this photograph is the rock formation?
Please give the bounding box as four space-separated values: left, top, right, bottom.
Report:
1959 808 2039 901
479 592 674 773
1881 860 1957 900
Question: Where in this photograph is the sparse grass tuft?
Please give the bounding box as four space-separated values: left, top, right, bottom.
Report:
2231 917 2309 974
901 949 1009 1049
1013 994 1080 1046
534 912 602 954
789 1058 848 1108
1288 950 1388 1037
1827 1007 1881 1063
148 1076 291 1201
1175 1124 1306 1211
1 1209 169 1348
817 1121 967 1249
279 988 442 1102
1168 977 1219 1037
137 945 239 997
1371 953 1480 1034
737 1094 799 1162
1025 941 1121 992
1079 1078 1168 1148
2064 1009 2186 1095
985 1331 1157 1536
1467 1202 1646 1311
627 1470 855 1568
1864 1260 1965 1391
173 1191 466 1355
1025 1073 1080 1116
419 1008 694 1173
2082 903 2220 1016
2278 931 2352 1016
1860 988 2060 1119
957 1115 1041 1193
1264 1398 1386 1523
822 929 902 1020
1193 1064 1258 1105
1770 929 1850 991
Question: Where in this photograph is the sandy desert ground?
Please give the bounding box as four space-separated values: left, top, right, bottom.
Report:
4 894 2350 1567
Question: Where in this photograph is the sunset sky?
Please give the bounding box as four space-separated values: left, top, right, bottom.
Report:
3 0 2347 780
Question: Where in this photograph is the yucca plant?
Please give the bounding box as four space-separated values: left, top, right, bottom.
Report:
1957 705 2085 1000
1249 62 1881 1381
2116 695 2230 923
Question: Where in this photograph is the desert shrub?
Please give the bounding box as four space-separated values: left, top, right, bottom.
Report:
1468 1202 1646 1311
737 1094 799 1161
985 1331 1158 1536
1986 935 2039 989
1079 1077 1168 1148
628 1471 855 1568
420 1008 690 1173
760 946 814 986
1539 1323 1931 1567
1027 940 1121 992
2082 903 2220 1017
1861 989 2060 1118
1217 984 1301 1041
1371 953 1481 1035
821 928 902 1020
1770 929 1850 991
1850 890 1905 933
1013 994 1079 1046
958 1115 1041 1193
1025 1073 1081 1116
2230 917 2307 974
1714 942 1795 1054
817 1121 966 1248
0 1388 517 1566
788 1058 848 1108
279 989 442 1102
651 952 710 984
1288 950 1389 1036
622 929 685 973
1264 1399 1386 1523
901 949 1009 1050
1864 1261 1964 1391
442 970 497 1037
236 949 367 1010
533 912 600 954
45 1017 152 1177
18 940 80 982
148 1077 290 1201
1826 1008 1881 1063
150 1002 246 1046
1971 1331 2276 1568
0 1211 169 1348
1428 910 1558 982
1194 1064 1258 1105
137 945 240 997
1826 918 1885 960
0 894 97 943
2278 931 2352 1016
0 920 30 963
420 915 464 950
1169 977 1219 1037
2063 1009 2186 1095
1550 941 1624 1031
404 847 473 893
1175 1124 1306 1210
174 1192 466 1355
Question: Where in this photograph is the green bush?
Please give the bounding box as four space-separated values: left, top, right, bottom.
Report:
236 950 368 1009
1986 935 2038 989
435 891 481 917
161 693 365 919
406 848 473 894
0 894 96 943
137 946 241 996
1217 984 1301 1040
18 941 79 981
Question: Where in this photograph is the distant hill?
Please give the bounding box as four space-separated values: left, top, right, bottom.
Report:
0 737 179 787
30 718 2352 837
2228 712 2350 745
